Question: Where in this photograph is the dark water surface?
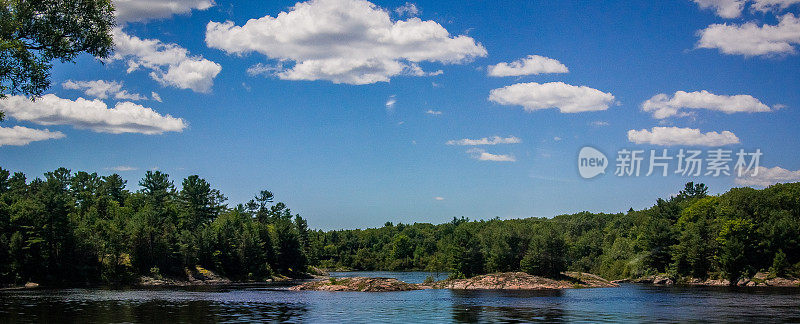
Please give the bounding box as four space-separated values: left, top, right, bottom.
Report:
2 272 800 323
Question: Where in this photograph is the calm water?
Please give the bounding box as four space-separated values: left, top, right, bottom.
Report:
1 272 800 323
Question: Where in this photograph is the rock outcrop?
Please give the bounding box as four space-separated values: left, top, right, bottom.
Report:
138 266 232 287
289 277 421 292
429 272 618 290
624 272 800 287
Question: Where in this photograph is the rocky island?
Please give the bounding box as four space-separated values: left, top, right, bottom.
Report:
290 272 618 292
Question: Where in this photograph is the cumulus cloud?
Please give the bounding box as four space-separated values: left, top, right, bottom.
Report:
735 166 800 187
434 196 445 201
446 135 521 146
693 0 747 18
151 92 162 102
751 0 800 12
489 82 615 113
697 13 800 56
642 90 772 119
487 55 569 77
114 0 215 23
0 126 65 146
425 109 442 115
111 28 222 93
62 80 148 101
205 0 487 85
627 127 740 146
0 94 187 135
466 148 516 162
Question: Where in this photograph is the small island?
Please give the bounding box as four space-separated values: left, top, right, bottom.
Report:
290 271 618 292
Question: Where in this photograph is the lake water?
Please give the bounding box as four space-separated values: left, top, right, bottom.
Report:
2 272 800 323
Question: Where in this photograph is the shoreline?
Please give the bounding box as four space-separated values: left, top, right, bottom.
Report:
5 271 798 291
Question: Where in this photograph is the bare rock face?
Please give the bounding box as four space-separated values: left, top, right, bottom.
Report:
653 276 674 285
765 277 800 287
430 272 618 290
289 272 618 292
289 277 421 292
138 266 232 287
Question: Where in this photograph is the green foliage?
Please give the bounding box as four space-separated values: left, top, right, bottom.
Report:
308 182 800 282
520 225 567 277
770 249 788 277
447 224 484 279
0 171 798 286
716 218 755 284
0 166 310 285
0 0 115 98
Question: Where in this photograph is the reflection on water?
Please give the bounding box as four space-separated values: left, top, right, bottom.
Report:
2 272 800 323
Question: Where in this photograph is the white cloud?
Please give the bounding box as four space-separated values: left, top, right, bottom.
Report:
386 95 397 111
63 80 148 101
425 109 442 115
751 0 800 12
693 0 747 18
395 2 419 16
111 28 222 93
107 165 138 172
553 136 562 141
487 55 569 77
151 92 162 102
693 0 800 17
205 0 487 85
467 148 516 162
0 126 65 146
591 120 609 127
627 127 740 146
0 94 187 135
446 135 521 146
735 166 800 187
489 82 615 113
697 13 800 56
642 90 772 119
434 196 445 201
114 0 215 23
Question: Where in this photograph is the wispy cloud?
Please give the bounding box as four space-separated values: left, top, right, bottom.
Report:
425 109 443 115
386 95 397 112
467 148 516 162
106 165 138 172
447 135 521 146
63 80 148 101
736 166 800 187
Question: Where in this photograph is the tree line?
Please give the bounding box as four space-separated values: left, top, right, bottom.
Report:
1 166 798 286
310 182 799 283
0 167 309 285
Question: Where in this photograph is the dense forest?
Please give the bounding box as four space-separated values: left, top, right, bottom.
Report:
0 167 798 287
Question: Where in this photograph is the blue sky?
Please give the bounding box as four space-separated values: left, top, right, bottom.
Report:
1 0 799 229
